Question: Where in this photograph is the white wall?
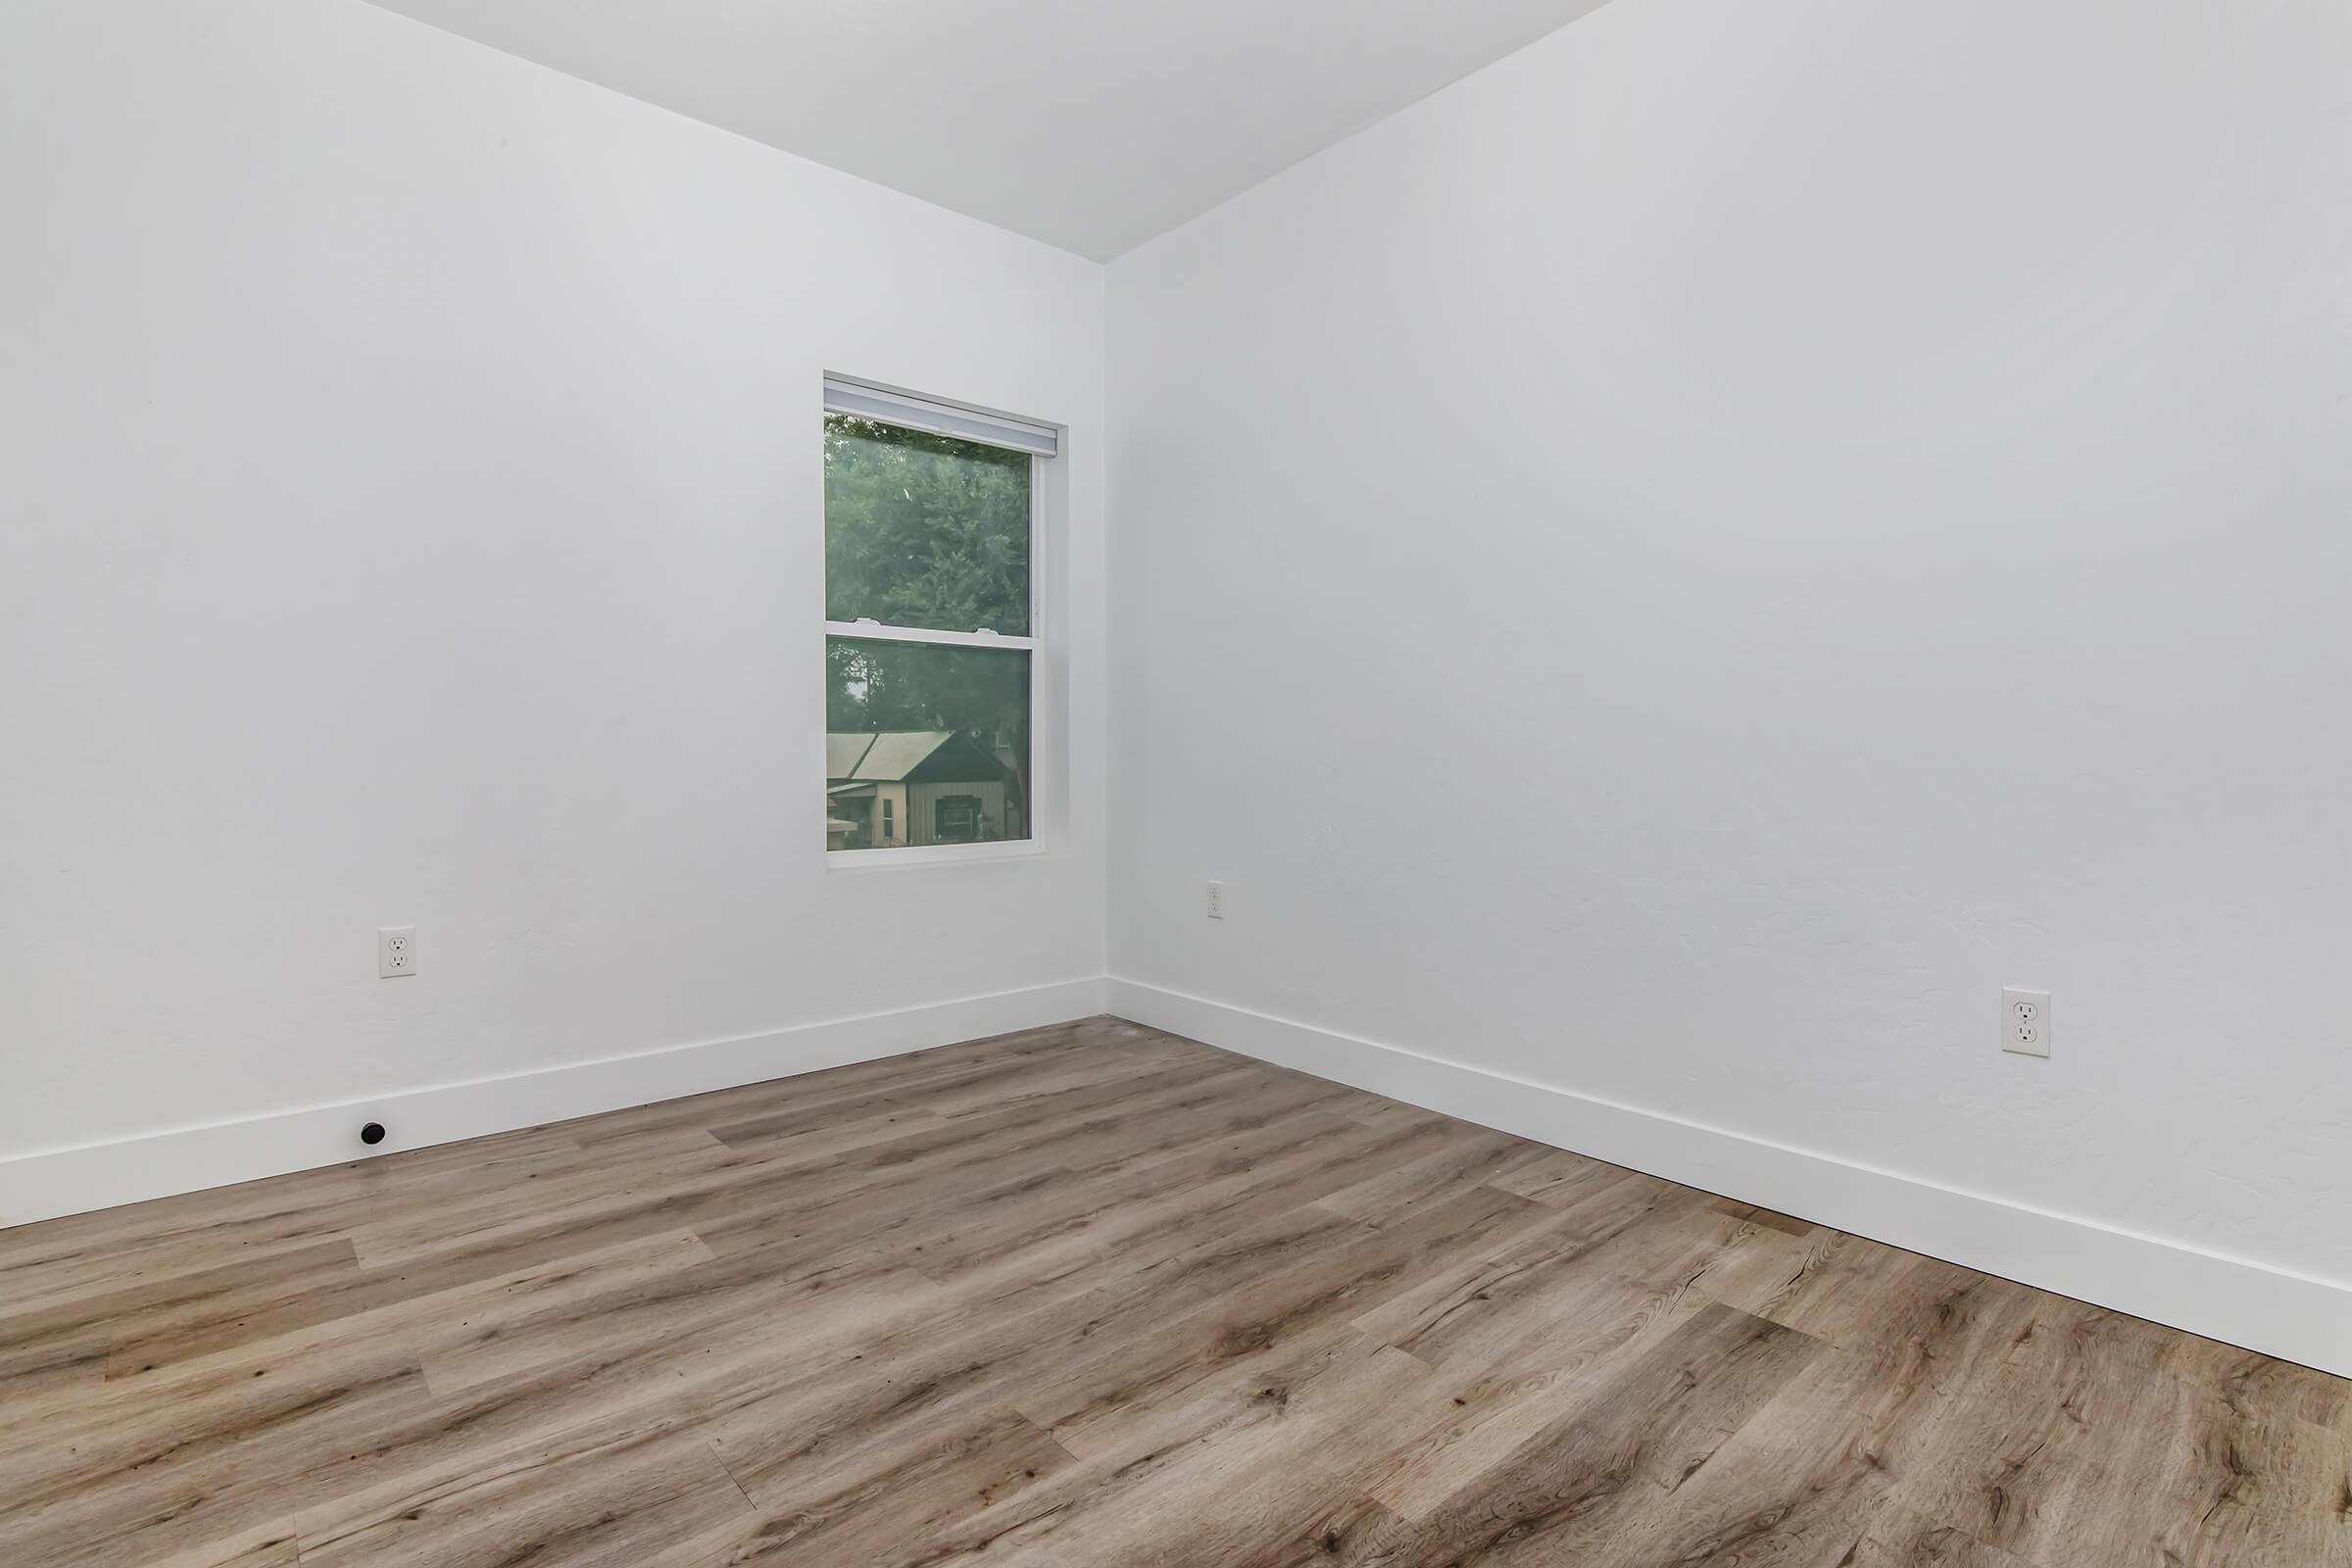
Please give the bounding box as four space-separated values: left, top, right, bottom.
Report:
0 0 1105 1202
1107 0 2352 1331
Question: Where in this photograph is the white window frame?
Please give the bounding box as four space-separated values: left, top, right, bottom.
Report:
823 377 1053 869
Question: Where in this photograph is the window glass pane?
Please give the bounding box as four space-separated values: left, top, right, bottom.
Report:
825 637 1030 852
824 415 1030 636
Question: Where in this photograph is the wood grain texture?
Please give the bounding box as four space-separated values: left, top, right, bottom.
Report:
2 1016 2346 1566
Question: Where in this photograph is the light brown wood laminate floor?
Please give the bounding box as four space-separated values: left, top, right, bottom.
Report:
3 1016 2347 1566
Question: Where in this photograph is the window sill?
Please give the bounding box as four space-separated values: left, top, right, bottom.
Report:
826 841 1050 872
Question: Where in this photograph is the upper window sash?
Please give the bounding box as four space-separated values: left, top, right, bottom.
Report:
823 618 1036 651
823 405 1039 638
822 377 1057 458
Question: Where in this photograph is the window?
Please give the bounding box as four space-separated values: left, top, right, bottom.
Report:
936 795 981 842
823 379 1054 856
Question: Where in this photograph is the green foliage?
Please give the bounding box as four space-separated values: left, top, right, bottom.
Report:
824 637 1027 748
824 416 1029 635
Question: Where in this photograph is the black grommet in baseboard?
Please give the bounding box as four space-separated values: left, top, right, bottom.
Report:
361 1121 387 1147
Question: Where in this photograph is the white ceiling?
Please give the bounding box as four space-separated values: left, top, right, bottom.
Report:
363 0 1615 261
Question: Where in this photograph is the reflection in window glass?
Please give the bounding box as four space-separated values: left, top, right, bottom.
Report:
824 638 1030 852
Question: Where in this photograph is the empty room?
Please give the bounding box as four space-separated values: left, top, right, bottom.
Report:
4 0 2349 1563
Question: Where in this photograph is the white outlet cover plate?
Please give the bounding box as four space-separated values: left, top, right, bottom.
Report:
2001 987 2050 1057
378 926 417 979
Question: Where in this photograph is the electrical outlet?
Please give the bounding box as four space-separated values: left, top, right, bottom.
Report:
1205 880 1224 920
378 926 416 979
2002 988 2049 1057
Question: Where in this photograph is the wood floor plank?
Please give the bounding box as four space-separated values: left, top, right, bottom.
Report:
0 1237 361 1365
0 1016 2344 1567
0 1123 594 1305
713 1402 1076 1564
1332 1301 1825 1566
295 1422 754 1568
0 1357 438 1567
694 1199 1388 1503
1313 1124 1537 1222
143 1520 307 1568
1885 1286 2352 1566
0 1331 109 1410
1349 1172 1728 1369
1850 1500 2047 1567
1485 1144 1633 1208
1351 1207 1786 1522
883 1104 1364 1288
1016 1186 1541 1441
1578 1321 1962 1568
880 1340 1438 1568
41 1227 718 1428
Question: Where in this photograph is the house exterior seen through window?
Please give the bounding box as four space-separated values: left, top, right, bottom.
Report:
822 381 1051 854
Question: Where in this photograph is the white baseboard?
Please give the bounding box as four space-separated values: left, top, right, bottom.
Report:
0 977 1111 1230
1107 977 2352 1380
